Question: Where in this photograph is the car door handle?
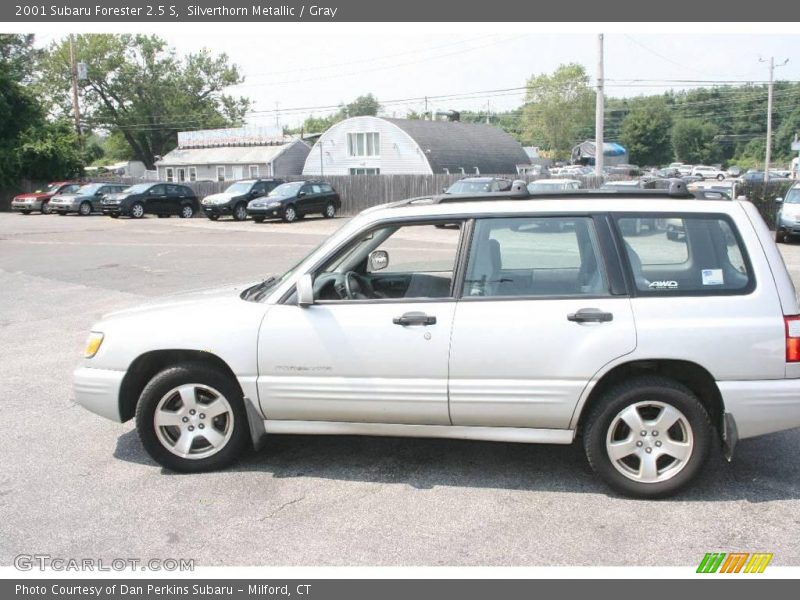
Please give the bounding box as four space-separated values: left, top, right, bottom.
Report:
567 308 613 323
393 312 437 326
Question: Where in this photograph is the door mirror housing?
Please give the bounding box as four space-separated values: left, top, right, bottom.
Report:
297 190 306 198
297 274 315 307
368 250 389 272
776 197 784 204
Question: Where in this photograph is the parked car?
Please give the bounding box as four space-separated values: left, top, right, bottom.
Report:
774 183 800 243
49 183 129 216
73 185 800 498
246 180 340 223
726 166 743 178
201 179 284 221
527 178 582 193
101 183 199 219
444 177 513 194
739 171 790 184
11 181 81 214
691 165 727 180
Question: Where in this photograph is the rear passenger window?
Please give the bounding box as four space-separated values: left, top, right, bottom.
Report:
618 215 752 294
464 217 609 297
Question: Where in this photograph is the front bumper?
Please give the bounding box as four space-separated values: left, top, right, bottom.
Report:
101 204 123 215
778 215 800 234
73 366 126 422
202 204 234 216
11 200 41 211
50 203 78 212
247 206 282 218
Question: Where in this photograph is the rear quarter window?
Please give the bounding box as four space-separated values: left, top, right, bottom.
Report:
617 214 752 295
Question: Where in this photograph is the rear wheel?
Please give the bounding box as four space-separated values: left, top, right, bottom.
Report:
583 376 712 498
232 202 247 221
78 201 92 216
130 202 145 219
135 364 250 472
323 202 337 219
179 204 194 219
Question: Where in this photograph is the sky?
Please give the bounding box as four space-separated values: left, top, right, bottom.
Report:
32 29 800 130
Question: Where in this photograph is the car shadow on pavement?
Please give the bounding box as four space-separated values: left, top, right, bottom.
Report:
113 428 800 503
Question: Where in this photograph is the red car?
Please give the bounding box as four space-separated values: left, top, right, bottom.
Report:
11 181 82 215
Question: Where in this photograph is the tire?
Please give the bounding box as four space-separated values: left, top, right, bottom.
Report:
130 202 145 219
776 229 786 244
252 216 265 223
40 200 52 215
78 201 92 216
323 202 337 219
207 214 220 221
583 376 713 498
716 174 725 181
232 202 247 221
282 204 298 223
179 204 194 219
134 363 250 473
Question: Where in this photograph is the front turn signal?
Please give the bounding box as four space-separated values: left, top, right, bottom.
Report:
84 332 104 358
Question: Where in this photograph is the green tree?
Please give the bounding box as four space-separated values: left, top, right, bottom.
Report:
17 119 83 180
672 118 720 164
343 94 380 117
619 97 674 166
521 63 595 158
38 34 250 169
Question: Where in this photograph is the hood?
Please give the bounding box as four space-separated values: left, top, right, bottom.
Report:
105 192 131 201
202 192 237 204
101 281 259 322
16 191 51 200
51 193 84 202
781 202 800 215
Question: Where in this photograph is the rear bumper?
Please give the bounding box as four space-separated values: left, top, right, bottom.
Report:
73 366 126 422
719 379 800 439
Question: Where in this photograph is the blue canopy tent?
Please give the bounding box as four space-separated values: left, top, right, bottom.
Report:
571 140 628 166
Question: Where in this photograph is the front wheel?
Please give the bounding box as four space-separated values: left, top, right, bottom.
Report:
583 376 712 498
79 201 92 216
130 202 145 219
232 203 247 221
41 201 52 215
776 229 787 243
282 204 298 223
134 364 250 472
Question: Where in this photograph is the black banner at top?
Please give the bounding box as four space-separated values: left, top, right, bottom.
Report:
3 0 799 22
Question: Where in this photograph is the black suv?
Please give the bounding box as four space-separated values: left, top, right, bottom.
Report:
201 179 284 221
101 183 199 219
246 180 341 223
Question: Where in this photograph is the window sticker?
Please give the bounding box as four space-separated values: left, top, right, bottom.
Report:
648 280 679 289
702 269 724 286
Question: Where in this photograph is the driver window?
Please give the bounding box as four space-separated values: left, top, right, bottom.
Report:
313 222 462 301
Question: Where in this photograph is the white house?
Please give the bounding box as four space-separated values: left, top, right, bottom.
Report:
155 127 310 182
302 116 530 176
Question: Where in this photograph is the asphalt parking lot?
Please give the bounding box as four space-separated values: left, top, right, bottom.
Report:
2 211 800 567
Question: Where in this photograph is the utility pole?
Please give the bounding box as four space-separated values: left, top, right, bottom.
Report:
595 33 605 177
761 56 789 183
424 96 428 119
486 100 491 124
275 102 280 131
68 34 82 148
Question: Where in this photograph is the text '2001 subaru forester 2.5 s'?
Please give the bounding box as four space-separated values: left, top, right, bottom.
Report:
73 180 800 498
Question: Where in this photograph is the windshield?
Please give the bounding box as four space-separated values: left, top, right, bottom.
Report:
268 182 304 198
76 183 103 195
224 181 253 194
123 184 151 194
45 183 62 193
785 188 800 204
447 181 492 194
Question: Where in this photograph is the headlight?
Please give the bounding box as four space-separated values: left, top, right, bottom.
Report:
267 201 280 208
84 332 104 358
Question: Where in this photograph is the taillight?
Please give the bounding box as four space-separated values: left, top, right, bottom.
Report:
785 316 800 362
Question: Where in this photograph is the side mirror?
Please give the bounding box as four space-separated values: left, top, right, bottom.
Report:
776 197 784 204
297 191 306 198
442 186 448 193
297 274 315 307
368 250 389 272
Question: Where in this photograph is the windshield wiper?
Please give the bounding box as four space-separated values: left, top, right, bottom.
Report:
243 276 277 301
